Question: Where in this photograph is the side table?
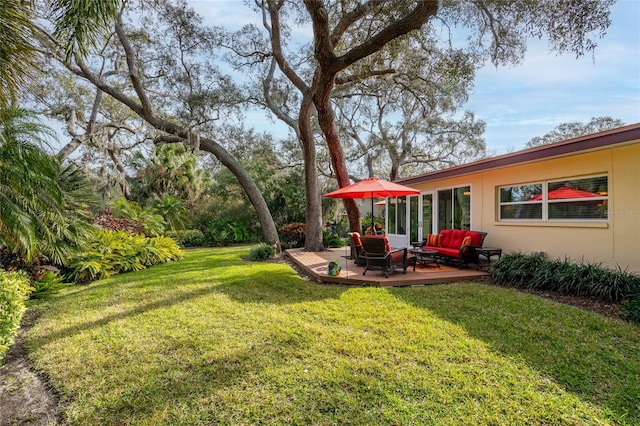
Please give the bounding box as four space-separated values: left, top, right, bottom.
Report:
476 247 502 270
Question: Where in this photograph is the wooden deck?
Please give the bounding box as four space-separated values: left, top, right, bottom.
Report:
285 247 488 287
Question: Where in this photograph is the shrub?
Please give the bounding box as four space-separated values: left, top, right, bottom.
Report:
623 295 640 323
204 219 252 246
30 269 69 299
279 222 305 248
248 243 276 261
322 230 345 248
0 271 33 363
165 229 205 247
65 229 183 283
491 252 640 323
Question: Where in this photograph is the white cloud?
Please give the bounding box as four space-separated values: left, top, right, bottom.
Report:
468 0 640 153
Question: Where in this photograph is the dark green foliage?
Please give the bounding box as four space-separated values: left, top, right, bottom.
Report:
248 243 276 261
491 252 640 322
30 270 69 299
623 296 640 323
0 270 32 362
204 218 256 246
0 108 95 264
165 229 205 247
361 214 385 235
279 222 305 248
322 230 344 248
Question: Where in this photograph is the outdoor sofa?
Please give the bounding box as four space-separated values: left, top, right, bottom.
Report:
415 229 487 268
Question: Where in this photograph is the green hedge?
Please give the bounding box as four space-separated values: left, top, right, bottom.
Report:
0 271 33 363
491 252 640 322
65 229 184 283
165 229 205 247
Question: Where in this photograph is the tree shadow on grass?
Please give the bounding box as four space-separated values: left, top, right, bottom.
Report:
29 261 345 349
390 283 640 424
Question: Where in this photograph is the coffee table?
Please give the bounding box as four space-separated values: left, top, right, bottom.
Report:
409 248 440 268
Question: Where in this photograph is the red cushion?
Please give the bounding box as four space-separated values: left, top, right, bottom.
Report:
389 251 404 264
425 233 442 247
465 231 483 246
448 229 467 248
352 232 362 246
437 247 460 258
384 236 392 253
439 229 453 248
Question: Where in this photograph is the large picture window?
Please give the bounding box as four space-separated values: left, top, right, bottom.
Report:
438 186 471 231
499 175 608 221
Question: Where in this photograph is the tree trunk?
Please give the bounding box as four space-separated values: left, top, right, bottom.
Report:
172 134 282 250
299 95 324 252
315 73 361 233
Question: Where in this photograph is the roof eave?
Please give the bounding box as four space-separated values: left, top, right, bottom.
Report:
396 123 640 186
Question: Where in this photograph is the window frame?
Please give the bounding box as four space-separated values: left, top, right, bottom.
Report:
498 174 608 222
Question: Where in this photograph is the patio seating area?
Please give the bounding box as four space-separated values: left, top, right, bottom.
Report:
285 247 488 287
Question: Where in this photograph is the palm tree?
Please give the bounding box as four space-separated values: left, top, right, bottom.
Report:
129 143 211 207
0 0 120 106
0 107 95 264
150 194 189 232
0 0 36 106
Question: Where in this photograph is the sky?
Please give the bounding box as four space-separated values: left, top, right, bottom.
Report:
466 0 640 154
187 0 640 155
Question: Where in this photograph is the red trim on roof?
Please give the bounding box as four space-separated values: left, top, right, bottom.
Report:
396 123 640 185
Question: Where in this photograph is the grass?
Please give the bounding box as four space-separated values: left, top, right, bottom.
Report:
25 247 640 425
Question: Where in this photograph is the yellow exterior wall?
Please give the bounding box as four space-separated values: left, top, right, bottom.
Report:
409 143 640 272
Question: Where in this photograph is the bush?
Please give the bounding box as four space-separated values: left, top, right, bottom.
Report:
279 222 305 248
65 229 184 283
491 252 640 323
0 271 33 363
322 230 345 248
248 243 276 261
204 219 253 246
30 269 69 299
623 295 640 323
165 229 205 247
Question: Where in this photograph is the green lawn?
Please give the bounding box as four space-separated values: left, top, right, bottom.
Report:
26 247 639 425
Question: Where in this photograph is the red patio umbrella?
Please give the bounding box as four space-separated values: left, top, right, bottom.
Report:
532 187 600 200
324 177 420 231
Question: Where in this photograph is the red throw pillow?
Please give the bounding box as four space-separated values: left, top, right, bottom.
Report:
352 232 362 246
426 233 442 247
384 236 392 252
462 236 473 246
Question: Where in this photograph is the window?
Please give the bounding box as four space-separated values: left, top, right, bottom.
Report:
547 176 608 220
499 183 543 220
438 186 471 231
499 175 608 221
387 196 407 235
422 194 433 239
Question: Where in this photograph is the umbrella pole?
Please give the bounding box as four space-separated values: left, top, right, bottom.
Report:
371 194 375 234
345 243 348 276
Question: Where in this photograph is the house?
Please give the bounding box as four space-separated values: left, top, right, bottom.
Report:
385 123 640 273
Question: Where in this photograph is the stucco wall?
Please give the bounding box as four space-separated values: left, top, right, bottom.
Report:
409 143 640 273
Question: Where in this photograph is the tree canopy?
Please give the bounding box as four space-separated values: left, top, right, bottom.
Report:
526 117 625 148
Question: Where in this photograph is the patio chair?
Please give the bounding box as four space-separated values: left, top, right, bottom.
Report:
360 235 409 278
349 232 367 266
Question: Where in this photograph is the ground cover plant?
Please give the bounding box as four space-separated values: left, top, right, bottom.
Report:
0 271 32 362
25 247 640 425
491 252 640 322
